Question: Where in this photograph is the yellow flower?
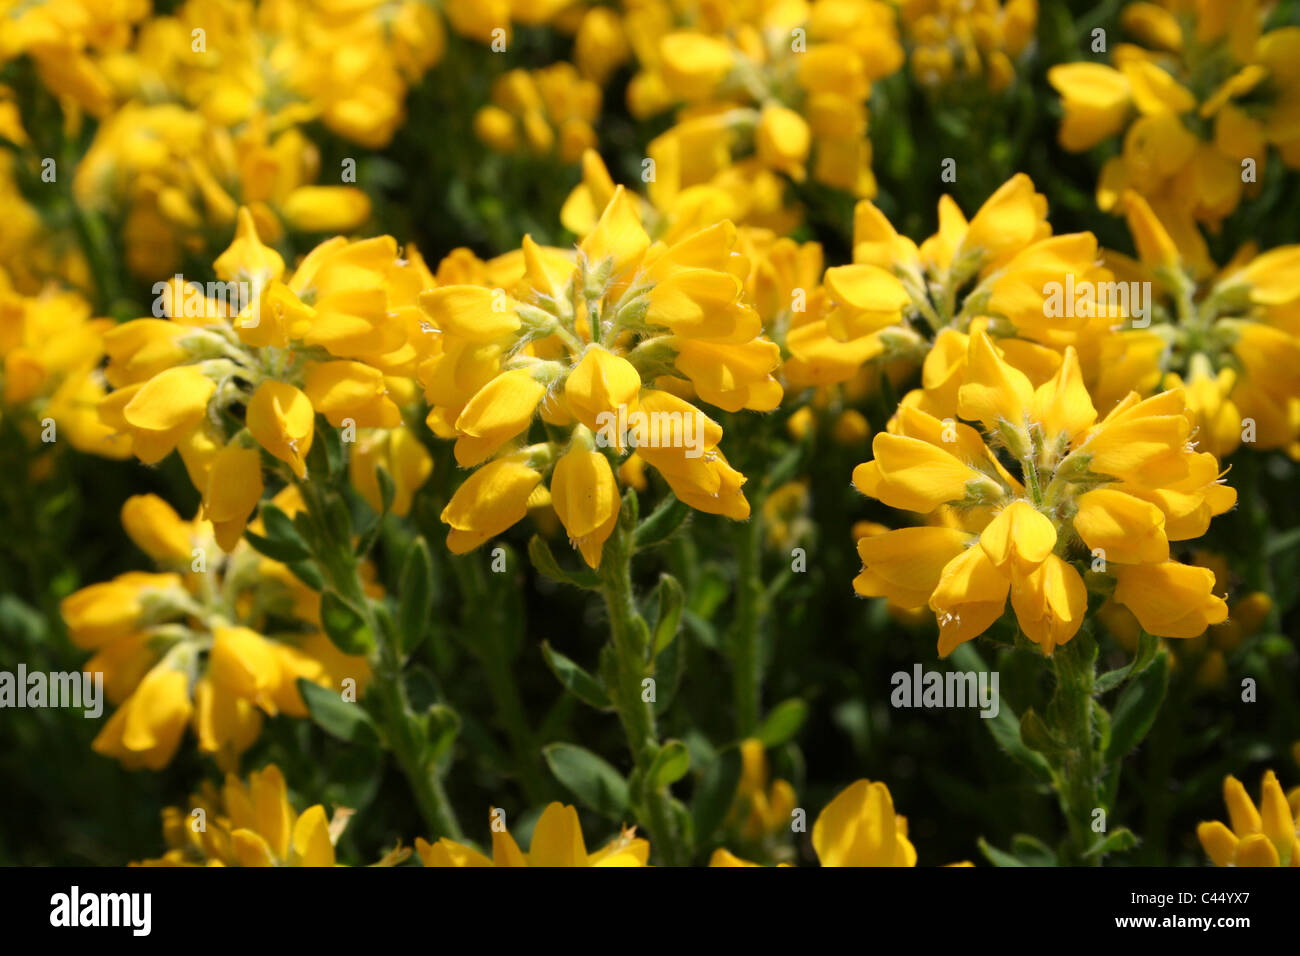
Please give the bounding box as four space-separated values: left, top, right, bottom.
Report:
901 0 1037 92
854 335 1233 656
137 765 347 867
812 779 917 867
473 64 601 165
728 739 798 846
550 445 620 569
441 457 546 555
92 665 194 772
64 494 369 771
423 186 779 564
417 803 649 867
1052 4 1300 225
98 209 433 550
246 381 315 479
1197 772 1300 867
121 494 204 566
349 426 433 517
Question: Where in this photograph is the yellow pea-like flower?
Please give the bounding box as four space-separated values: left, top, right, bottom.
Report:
1073 488 1169 565
979 500 1057 577
208 626 284 716
91 665 193 772
854 527 972 608
349 426 433 517
417 802 649 867
1111 562 1228 638
120 365 216 462
441 458 544 554
550 446 620 568
812 779 916 867
453 368 549 466
1198 772 1300 867
203 442 265 552
563 345 642 433
1008 553 1089 655
246 380 315 478
120 494 197 566
303 360 402 429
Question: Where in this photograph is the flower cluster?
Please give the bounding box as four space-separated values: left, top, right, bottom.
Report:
853 331 1235 655
619 0 904 227
1050 1 1300 228
136 764 344 866
428 185 782 566
61 491 370 770
474 64 601 165
97 210 432 549
0 269 129 461
899 0 1037 92
417 802 650 867
1198 770 1300 867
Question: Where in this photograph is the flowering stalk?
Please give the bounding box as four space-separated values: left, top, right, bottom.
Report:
597 491 688 867
295 475 461 841
729 510 765 737
446 553 548 804
1046 631 1101 866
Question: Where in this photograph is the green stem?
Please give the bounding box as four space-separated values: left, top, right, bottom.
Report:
449 556 548 805
598 519 687 866
730 502 766 737
298 478 461 840
1048 636 1101 865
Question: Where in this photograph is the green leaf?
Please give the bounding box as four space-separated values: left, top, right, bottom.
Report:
691 746 742 844
648 739 691 788
1095 631 1160 694
260 503 312 560
422 704 460 764
319 590 376 655
1105 651 1169 763
527 535 599 589
540 641 611 709
297 678 378 744
286 559 325 592
1083 826 1139 860
681 609 719 650
1265 525 1300 557
755 698 808 748
651 573 684 656
950 644 1051 781
376 466 396 515
325 496 353 546
243 530 306 564
978 837 1026 867
634 497 690 549
1010 834 1058 866
542 743 629 820
398 537 435 655
353 515 384 558
1019 707 1063 761
321 421 344 477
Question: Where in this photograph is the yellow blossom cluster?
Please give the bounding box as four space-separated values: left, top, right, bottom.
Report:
426 184 782 566
96 210 434 550
61 492 370 770
899 0 1037 92
1050 0 1300 228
